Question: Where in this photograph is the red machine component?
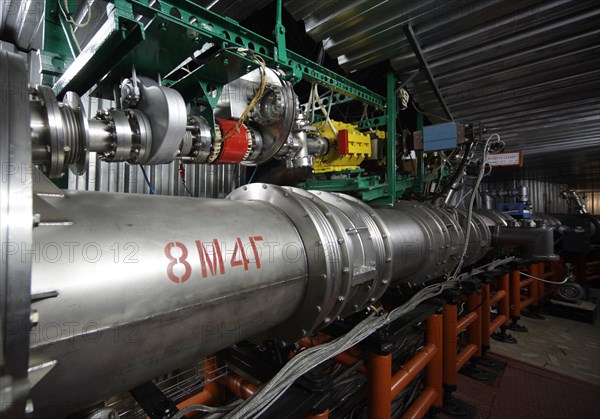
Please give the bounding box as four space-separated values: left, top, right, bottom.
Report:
215 118 250 163
337 129 349 155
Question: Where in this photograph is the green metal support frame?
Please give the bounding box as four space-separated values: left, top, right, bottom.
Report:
383 72 398 204
41 0 80 85
44 0 385 108
298 74 447 204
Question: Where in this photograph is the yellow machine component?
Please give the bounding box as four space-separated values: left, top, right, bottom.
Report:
312 120 372 173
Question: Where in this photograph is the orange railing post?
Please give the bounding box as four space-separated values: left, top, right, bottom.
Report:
367 312 443 419
175 356 222 416
480 282 492 351
537 262 547 302
306 409 329 419
508 268 527 332
467 289 482 359
442 303 458 391
498 273 510 329
368 352 392 419
425 314 443 410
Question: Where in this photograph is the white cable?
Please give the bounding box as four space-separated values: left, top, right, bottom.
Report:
520 271 569 285
62 0 93 28
450 133 499 280
307 83 315 122
224 281 457 419
312 85 338 135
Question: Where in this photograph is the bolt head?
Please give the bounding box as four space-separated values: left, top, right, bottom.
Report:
30 310 39 327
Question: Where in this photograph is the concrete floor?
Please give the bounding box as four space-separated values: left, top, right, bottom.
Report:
490 312 600 386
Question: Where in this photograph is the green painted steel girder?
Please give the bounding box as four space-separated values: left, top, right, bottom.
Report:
355 115 388 131
126 0 385 107
49 0 385 109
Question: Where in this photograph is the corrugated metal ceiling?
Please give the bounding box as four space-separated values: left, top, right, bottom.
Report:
285 0 600 189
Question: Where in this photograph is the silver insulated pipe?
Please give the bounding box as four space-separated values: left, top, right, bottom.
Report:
9 180 556 418
25 182 493 416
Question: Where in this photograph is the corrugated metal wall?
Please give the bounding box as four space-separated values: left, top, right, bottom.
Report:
582 191 600 215
68 96 242 198
482 179 569 214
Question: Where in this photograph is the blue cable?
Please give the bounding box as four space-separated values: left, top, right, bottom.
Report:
140 165 156 195
248 166 258 184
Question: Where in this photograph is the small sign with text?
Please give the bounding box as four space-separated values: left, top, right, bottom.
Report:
487 151 523 167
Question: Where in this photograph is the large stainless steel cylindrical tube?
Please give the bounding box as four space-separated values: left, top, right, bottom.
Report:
375 201 467 284
29 191 308 417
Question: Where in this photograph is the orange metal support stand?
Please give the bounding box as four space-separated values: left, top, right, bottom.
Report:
306 410 329 419
175 357 221 417
442 289 482 394
509 268 522 320
509 266 541 328
368 314 443 419
218 373 257 400
466 290 482 359
520 264 539 310
480 274 510 348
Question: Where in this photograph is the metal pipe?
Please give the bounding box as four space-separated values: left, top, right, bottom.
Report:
390 344 437 398
368 352 392 419
494 226 558 261
537 262 546 301
403 24 453 120
333 352 367 375
425 314 443 409
510 269 522 319
456 344 478 371
490 290 507 306
481 283 491 349
498 273 510 328
376 201 472 285
442 304 458 388
306 409 329 419
489 316 507 336
401 386 437 419
467 291 482 358
528 264 540 307
29 190 308 417
177 357 221 414
456 312 478 334
11 171 556 418
219 373 257 400
87 118 113 152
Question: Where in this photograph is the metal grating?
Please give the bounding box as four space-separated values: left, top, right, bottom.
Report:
107 357 229 418
285 0 600 190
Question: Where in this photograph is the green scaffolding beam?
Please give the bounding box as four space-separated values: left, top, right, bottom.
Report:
46 0 385 109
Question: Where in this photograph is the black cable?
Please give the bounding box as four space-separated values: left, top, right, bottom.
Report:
408 142 472 202
140 166 155 195
180 180 194 197
464 285 488 314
